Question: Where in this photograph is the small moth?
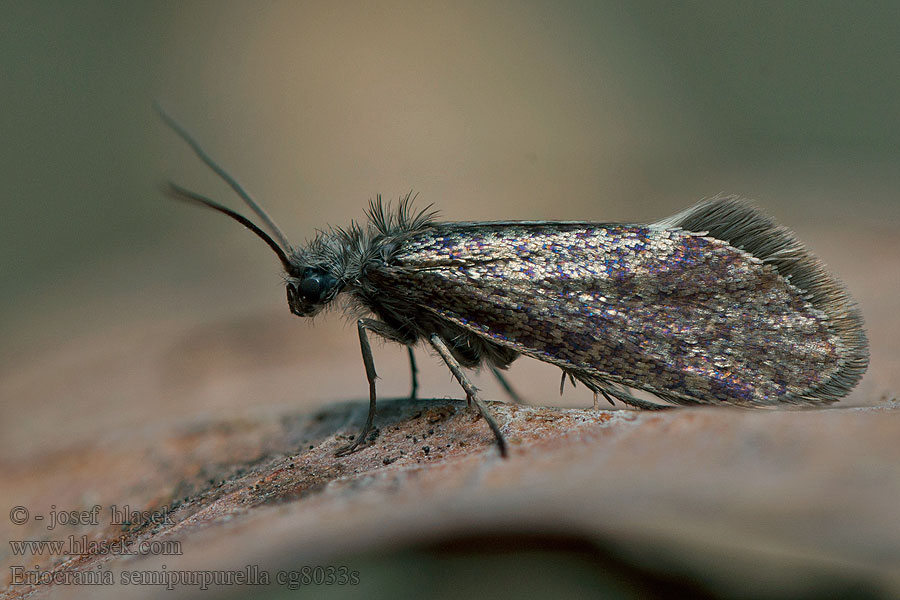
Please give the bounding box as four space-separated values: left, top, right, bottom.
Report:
159 108 868 458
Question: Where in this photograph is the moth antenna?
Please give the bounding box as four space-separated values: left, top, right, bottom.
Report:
165 182 298 276
154 103 293 252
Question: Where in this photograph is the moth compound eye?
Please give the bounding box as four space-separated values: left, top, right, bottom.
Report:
286 271 339 316
299 275 323 301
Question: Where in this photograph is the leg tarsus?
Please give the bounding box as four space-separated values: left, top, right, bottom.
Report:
469 394 508 457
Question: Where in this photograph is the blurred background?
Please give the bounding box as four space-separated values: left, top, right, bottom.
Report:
2 2 899 597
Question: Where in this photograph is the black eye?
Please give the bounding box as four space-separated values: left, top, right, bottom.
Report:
296 270 336 303
299 276 322 299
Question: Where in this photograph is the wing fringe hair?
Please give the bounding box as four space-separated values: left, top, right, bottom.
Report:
653 194 868 403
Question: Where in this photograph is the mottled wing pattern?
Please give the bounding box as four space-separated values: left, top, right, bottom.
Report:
375 222 843 407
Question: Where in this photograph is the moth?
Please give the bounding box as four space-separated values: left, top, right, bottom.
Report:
159 108 868 458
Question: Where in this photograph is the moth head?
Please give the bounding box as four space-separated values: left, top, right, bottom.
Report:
285 266 340 317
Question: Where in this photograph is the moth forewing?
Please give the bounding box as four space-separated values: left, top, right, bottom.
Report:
372 201 867 410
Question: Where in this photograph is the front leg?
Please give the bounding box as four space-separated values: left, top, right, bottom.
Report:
335 318 409 456
428 334 508 458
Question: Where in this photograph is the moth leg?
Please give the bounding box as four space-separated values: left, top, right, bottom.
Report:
490 366 524 404
407 346 419 400
336 318 414 456
429 334 508 457
334 319 380 456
